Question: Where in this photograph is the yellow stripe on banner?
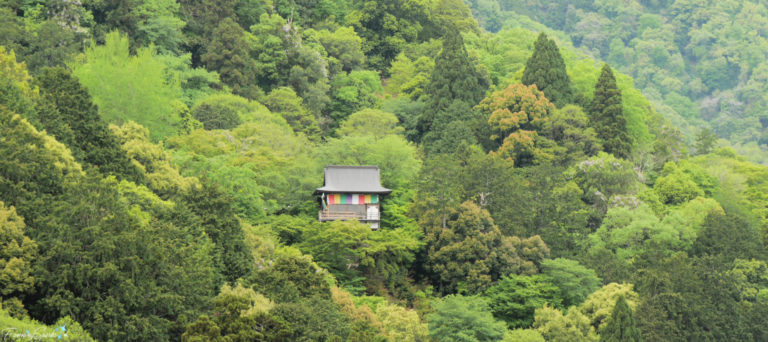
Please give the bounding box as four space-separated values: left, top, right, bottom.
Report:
365 194 371 203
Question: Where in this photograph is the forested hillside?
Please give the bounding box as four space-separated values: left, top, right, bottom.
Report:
467 0 768 163
1 0 768 341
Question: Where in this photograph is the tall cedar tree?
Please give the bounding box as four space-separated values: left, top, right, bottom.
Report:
179 0 238 66
201 18 260 99
417 27 488 145
601 295 642 342
34 67 144 183
522 33 573 107
181 181 253 284
590 64 631 158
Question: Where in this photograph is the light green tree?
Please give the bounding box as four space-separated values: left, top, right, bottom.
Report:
428 295 507 342
71 31 183 141
338 109 404 138
485 274 563 328
0 202 37 316
264 87 321 140
376 304 429 342
541 258 601 307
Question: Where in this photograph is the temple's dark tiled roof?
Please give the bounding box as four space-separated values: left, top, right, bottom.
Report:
315 165 391 194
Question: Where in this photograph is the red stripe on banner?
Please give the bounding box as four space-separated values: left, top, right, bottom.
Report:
359 195 365 204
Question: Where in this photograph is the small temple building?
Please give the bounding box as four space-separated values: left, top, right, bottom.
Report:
316 165 391 229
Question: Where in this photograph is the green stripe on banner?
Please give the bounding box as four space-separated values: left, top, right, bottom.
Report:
371 194 378 204
340 194 346 204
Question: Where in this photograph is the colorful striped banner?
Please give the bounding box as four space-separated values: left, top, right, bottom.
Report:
325 194 379 204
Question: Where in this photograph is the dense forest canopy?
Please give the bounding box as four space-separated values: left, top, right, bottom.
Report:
1 0 768 341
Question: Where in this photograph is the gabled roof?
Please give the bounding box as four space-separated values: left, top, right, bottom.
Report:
315 165 392 194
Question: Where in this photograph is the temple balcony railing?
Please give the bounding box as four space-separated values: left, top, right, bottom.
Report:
318 211 379 222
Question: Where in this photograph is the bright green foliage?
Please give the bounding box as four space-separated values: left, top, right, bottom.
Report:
727 258 768 303
588 204 692 267
297 220 422 290
660 197 723 236
0 52 70 154
202 18 260 99
385 53 433 99
427 295 507 342
0 202 36 310
541 258 601 307
522 33 573 107
433 0 480 33
72 31 183 141
132 0 186 54
314 26 366 72
543 105 602 165
600 295 641 342
248 12 289 90
338 109 404 138
694 128 718 155
182 284 289 342
328 70 383 127
264 87 321 140
376 304 429 342
35 67 145 183
0 46 36 103
565 152 638 210
418 27 489 150
346 0 432 70
504 329 545 342
255 214 315 246
533 305 598 342
251 14 333 118
0 307 95 341
168 115 319 218
653 167 704 205
478 83 556 166
330 287 385 339
691 152 768 243
590 64 631 158
0 107 83 201
485 274 563 328
422 201 550 294
271 0 348 27
314 134 420 190
575 283 639 332
111 121 198 197
247 253 332 303
660 159 719 197
159 53 222 107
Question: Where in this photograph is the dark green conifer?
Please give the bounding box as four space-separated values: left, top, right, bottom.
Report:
181 180 253 284
34 67 145 183
417 27 488 151
201 18 261 99
590 64 631 158
522 32 573 107
601 295 642 342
